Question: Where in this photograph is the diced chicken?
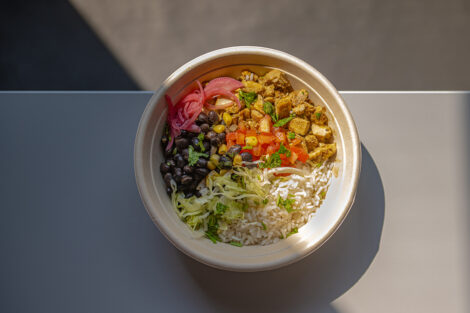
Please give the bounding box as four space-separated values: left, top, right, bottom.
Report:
291 89 308 106
311 124 332 142
238 108 250 121
310 106 328 125
263 69 290 90
304 102 316 115
252 94 264 113
251 109 264 122
305 135 319 152
275 96 291 119
308 143 337 162
262 84 275 98
288 118 310 136
259 115 272 133
292 103 306 116
243 81 264 94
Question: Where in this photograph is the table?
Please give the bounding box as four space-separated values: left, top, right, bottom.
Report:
0 92 468 313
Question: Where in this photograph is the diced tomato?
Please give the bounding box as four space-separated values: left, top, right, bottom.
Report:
236 132 245 145
288 151 298 164
273 173 291 177
227 139 235 149
290 146 309 162
252 145 262 156
264 145 276 155
238 122 247 132
227 132 237 141
245 129 257 137
290 138 302 146
274 130 287 143
258 133 275 145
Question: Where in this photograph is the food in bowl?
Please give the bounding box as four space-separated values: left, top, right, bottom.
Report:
159 68 337 246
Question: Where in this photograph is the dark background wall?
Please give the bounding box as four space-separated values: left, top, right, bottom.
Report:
1 0 469 90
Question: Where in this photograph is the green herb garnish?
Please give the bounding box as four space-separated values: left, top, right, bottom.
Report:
172 147 177 155
286 227 298 238
230 241 243 247
188 145 208 166
261 222 267 230
277 194 296 213
205 231 220 243
287 132 296 139
215 202 228 215
316 162 323 168
242 145 253 150
258 143 291 168
262 199 268 205
197 133 206 151
205 214 220 243
273 114 295 127
320 191 326 199
315 112 322 119
263 101 278 122
239 90 257 108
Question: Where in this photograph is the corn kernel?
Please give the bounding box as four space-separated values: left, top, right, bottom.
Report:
219 169 228 176
207 161 216 170
233 154 242 166
222 112 233 126
209 154 220 166
213 124 226 133
218 144 227 154
245 136 258 147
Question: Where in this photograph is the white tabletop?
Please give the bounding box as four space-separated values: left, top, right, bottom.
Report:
0 92 468 313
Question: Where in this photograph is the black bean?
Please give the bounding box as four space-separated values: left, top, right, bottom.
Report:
197 112 209 124
219 155 232 169
194 190 202 197
210 137 221 147
182 148 189 161
183 165 194 174
172 167 183 178
203 141 211 152
205 130 217 141
200 123 210 133
217 132 226 142
196 158 208 168
175 137 189 150
160 162 171 174
166 159 176 169
189 181 199 190
174 154 185 168
163 173 173 187
208 111 219 124
181 175 193 185
195 167 209 177
227 144 242 156
174 175 182 184
191 137 201 151
180 130 189 137
164 148 173 158
241 152 253 162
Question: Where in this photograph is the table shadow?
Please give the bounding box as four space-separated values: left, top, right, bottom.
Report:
180 144 385 312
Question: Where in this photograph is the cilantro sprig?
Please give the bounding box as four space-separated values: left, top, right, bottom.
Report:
263 101 278 122
259 143 291 168
239 90 257 108
273 114 295 127
188 145 208 166
286 227 298 238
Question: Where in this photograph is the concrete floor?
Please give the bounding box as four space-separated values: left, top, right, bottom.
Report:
1 0 469 90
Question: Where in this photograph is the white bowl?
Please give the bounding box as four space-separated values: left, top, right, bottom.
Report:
134 46 361 272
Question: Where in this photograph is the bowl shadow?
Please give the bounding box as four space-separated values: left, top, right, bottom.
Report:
181 144 384 312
